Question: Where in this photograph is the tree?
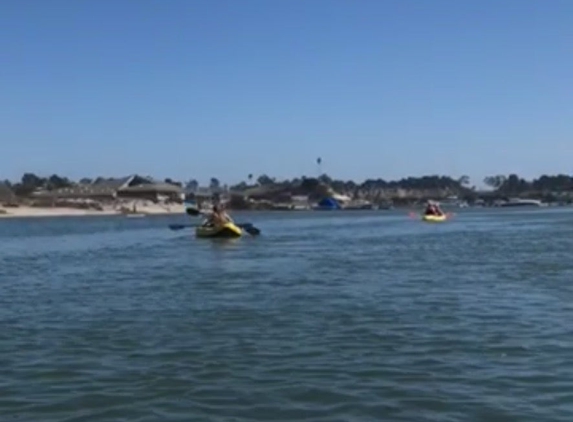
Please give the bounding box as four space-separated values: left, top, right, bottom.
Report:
209 177 220 191
318 174 332 185
79 178 93 185
46 174 72 190
164 178 182 187
300 177 320 193
484 175 507 190
231 181 248 191
21 173 44 188
12 172 46 196
499 174 529 195
458 175 470 187
532 174 573 192
186 179 199 192
257 174 274 186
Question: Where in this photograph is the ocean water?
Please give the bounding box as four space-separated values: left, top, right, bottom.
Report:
1 208 573 421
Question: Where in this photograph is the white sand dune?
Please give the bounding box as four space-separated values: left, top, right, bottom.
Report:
0 201 186 218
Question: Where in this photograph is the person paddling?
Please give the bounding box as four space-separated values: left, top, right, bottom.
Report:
203 204 233 227
424 200 444 216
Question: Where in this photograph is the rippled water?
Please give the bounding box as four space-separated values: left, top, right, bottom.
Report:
1 208 573 421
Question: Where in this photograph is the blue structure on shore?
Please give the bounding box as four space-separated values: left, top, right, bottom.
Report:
314 197 341 210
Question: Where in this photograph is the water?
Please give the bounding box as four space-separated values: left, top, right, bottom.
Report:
1 208 573 421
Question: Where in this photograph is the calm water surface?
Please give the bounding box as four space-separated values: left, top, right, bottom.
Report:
1 208 573 421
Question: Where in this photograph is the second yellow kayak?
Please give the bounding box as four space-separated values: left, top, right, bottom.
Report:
422 214 447 223
195 222 243 238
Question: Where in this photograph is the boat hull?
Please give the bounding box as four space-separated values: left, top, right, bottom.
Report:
195 222 243 238
422 214 447 223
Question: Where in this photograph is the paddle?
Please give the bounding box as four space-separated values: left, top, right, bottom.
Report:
168 222 260 235
185 206 206 217
239 223 261 236
169 223 193 230
180 206 261 236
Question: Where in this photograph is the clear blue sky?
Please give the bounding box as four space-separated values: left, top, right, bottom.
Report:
1 0 571 186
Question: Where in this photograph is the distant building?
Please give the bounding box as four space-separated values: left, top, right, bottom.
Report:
32 175 184 202
116 176 183 202
185 187 220 199
239 185 283 201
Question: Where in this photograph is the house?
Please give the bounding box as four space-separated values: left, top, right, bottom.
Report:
116 176 183 202
290 195 310 210
32 175 184 203
184 187 231 209
185 187 220 200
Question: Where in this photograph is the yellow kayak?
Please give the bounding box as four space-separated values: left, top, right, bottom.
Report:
422 214 447 223
195 222 243 238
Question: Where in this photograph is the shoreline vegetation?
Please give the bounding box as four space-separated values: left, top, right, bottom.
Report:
1 172 572 219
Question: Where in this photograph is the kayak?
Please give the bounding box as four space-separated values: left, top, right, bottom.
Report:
422 214 447 222
195 222 243 238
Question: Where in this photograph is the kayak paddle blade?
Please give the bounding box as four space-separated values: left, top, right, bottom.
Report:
168 224 192 230
185 207 202 217
238 223 260 236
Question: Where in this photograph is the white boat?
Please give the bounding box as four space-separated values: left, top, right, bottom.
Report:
499 198 545 207
438 196 468 208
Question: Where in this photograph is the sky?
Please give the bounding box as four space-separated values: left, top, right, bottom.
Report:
1 0 572 186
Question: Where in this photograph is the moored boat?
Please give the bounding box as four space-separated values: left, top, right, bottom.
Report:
499 198 545 207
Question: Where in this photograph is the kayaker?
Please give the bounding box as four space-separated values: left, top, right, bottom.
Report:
203 204 233 227
424 201 443 216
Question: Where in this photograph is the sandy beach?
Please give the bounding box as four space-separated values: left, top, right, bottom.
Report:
0 201 186 219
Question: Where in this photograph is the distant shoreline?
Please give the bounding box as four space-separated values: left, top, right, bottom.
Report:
2 201 567 220
0 203 186 219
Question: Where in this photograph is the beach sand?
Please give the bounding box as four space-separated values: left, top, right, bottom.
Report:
0 201 186 219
